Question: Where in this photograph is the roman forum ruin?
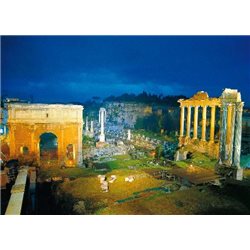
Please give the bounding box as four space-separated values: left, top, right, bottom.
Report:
177 88 244 180
7 103 83 166
99 107 106 143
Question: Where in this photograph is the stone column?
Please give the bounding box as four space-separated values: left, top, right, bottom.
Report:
59 127 64 165
210 105 216 142
201 105 207 141
193 106 199 139
85 116 89 133
226 104 236 165
90 121 94 133
186 106 191 138
99 108 106 142
77 123 83 166
233 102 244 168
219 104 228 163
9 124 16 157
30 126 35 153
180 106 185 137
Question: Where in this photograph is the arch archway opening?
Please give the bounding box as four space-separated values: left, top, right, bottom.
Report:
39 132 58 162
21 146 29 155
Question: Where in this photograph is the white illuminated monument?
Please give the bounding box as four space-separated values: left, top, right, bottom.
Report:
90 120 94 134
99 107 106 142
85 116 89 134
127 129 131 141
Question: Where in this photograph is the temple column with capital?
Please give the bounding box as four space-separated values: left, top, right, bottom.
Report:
233 102 244 168
186 106 191 138
193 106 199 139
201 105 207 141
180 106 185 137
226 104 236 165
209 105 216 142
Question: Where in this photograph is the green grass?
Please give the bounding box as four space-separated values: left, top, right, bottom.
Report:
39 148 246 214
173 152 217 169
38 167 97 180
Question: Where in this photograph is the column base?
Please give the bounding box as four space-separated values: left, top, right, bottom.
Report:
99 134 105 142
234 168 243 181
175 150 188 161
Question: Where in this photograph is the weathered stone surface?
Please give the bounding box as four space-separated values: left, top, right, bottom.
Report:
125 176 135 182
5 167 28 215
175 150 188 161
109 175 117 183
177 89 244 180
7 103 83 167
101 180 109 192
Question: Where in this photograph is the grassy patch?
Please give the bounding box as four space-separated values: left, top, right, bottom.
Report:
174 152 217 170
55 168 165 214
38 167 97 180
244 169 250 179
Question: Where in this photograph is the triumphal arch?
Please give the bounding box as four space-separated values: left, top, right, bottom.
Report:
177 89 244 180
7 104 83 167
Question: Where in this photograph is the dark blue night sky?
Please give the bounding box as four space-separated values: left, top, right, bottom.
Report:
1 36 250 105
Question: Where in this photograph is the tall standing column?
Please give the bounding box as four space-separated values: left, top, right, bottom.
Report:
99 108 106 142
233 102 244 168
85 116 89 132
59 126 64 165
90 121 94 133
219 104 228 163
201 105 207 141
210 105 216 142
9 124 16 157
77 123 83 166
30 128 35 153
193 106 199 139
226 104 236 165
186 106 191 138
179 106 185 137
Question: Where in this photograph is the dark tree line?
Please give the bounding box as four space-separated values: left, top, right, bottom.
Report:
135 109 180 134
105 91 186 106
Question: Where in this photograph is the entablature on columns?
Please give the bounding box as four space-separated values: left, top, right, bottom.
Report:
179 99 221 107
178 91 221 107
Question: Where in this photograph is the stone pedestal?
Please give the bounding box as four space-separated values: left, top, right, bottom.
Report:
99 133 105 142
234 168 243 181
175 150 188 161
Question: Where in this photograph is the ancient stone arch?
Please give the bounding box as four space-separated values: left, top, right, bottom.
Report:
177 89 244 180
7 104 83 167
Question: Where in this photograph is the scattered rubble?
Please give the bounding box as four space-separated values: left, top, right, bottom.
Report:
101 181 109 192
109 175 117 183
125 176 135 183
97 175 106 183
73 200 87 214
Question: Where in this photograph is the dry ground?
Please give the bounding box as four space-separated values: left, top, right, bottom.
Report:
38 154 250 215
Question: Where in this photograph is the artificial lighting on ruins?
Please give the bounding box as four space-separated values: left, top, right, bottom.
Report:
176 89 244 180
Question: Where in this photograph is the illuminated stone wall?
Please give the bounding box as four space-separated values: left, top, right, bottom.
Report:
178 91 221 159
8 104 83 167
177 89 244 174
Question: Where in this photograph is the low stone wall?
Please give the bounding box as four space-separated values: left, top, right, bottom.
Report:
178 137 219 159
5 167 28 215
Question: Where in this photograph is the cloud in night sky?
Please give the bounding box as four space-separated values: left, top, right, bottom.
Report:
1 36 250 105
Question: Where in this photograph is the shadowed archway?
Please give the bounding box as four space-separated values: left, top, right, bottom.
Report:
39 132 58 161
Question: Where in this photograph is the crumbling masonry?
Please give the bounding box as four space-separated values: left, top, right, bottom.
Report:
7 104 83 167
177 89 244 180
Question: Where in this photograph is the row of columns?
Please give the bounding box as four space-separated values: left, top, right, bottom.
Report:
180 105 217 142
